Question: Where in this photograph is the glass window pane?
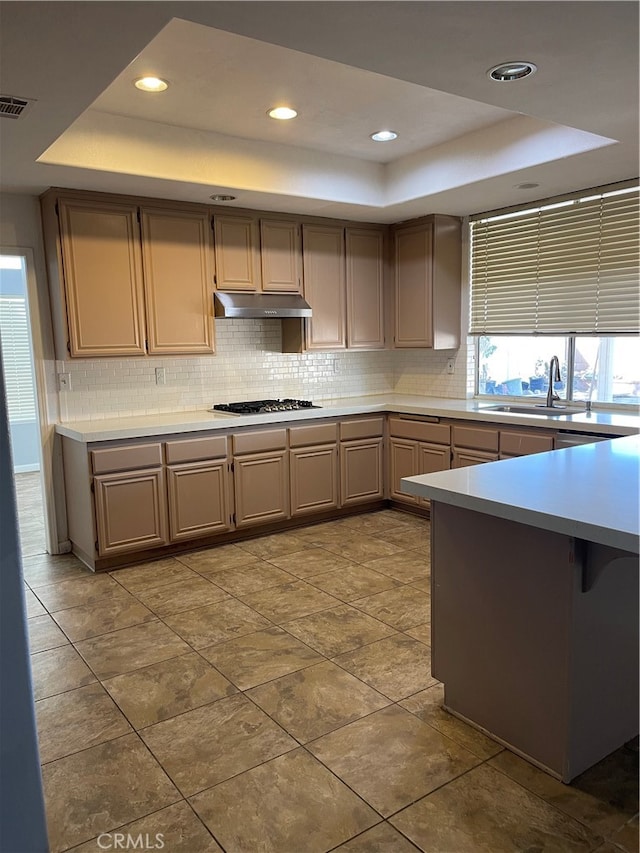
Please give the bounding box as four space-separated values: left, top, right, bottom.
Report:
573 337 640 405
477 336 569 398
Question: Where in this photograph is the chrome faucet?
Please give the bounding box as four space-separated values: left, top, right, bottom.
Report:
546 355 561 407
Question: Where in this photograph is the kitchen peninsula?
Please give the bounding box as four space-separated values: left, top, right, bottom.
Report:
402 434 640 782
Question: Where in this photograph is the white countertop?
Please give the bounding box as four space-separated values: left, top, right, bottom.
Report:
402 434 640 552
55 394 639 443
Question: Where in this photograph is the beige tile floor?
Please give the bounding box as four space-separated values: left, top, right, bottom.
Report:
14 472 639 853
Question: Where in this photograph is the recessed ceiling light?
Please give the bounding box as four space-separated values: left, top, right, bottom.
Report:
134 76 169 92
267 107 298 120
370 130 398 142
210 194 236 202
514 182 540 190
488 62 537 82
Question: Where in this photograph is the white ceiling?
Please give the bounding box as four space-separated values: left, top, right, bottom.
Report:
0 2 638 223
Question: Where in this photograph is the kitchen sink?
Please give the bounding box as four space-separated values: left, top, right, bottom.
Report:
483 404 569 416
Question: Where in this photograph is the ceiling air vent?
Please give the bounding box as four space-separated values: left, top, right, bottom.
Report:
0 95 34 119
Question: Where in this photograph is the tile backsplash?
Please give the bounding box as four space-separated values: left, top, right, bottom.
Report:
55 320 469 421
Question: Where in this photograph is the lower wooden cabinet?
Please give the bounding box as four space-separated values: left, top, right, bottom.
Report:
452 448 499 468
290 444 338 516
67 412 570 571
233 450 289 528
417 441 451 508
340 437 384 506
94 468 168 556
388 415 451 505
389 439 420 505
167 461 232 541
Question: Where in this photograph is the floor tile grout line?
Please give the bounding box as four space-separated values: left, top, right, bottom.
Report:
19 502 636 853
485 756 636 843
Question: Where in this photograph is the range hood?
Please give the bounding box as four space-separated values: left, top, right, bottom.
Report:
214 291 312 319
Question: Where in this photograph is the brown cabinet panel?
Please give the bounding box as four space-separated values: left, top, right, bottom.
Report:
340 438 384 506
167 461 232 541
94 468 167 556
302 224 346 350
340 417 384 441
58 199 146 356
232 429 287 455
452 424 499 453
289 422 338 448
290 445 338 517
233 450 289 528
394 225 433 348
389 439 419 504
91 442 163 475
452 448 499 468
165 435 227 465
417 441 451 508
213 214 261 291
389 416 450 445
500 430 555 456
140 208 215 354
346 228 385 349
393 215 462 350
260 219 302 293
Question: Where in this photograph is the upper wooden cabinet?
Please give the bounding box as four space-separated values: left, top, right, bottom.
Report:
53 198 147 357
213 214 302 294
212 214 261 291
302 224 346 350
41 192 216 358
260 219 302 293
282 224 386 353
346 228 385 350
140 207 215 355
393 214 462 349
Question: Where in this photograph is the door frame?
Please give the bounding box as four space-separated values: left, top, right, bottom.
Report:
1 245 67 555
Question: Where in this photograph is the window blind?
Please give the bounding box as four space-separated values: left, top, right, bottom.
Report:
0 296 37 422
469 186 639 334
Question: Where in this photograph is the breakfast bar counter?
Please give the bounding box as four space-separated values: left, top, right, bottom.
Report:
402 435 639 782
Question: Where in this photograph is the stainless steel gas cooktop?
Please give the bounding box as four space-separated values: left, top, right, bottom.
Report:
211 399 320 415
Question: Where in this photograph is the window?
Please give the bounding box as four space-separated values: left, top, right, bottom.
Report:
470 183 639 406
476 335 640 405
0 257 37 421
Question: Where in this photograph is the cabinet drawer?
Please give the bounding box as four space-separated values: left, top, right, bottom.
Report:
340 417 384 441
289 423 337 447
500 430 554 456
389 416 450 445
91 442 162 475
165 435 227 464
452 424 499 452
233 428 287 455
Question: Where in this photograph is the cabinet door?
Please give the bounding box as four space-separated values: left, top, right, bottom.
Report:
58 199 146 356
388 438 419 504
94 468 167 556
234 450 289 528
452 448 499 468
340 438 384 506
140 208 215 354
260 219 302 293
346 228 385 349
167 461 232 542
417 441 451 508
303 224 346 350
290 445 338 517
213 214 261 291
394 224 433 348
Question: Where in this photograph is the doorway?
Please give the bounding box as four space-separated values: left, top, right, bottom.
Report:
0 252 47 557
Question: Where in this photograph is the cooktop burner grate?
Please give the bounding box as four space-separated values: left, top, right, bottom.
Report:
211 398 320 415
